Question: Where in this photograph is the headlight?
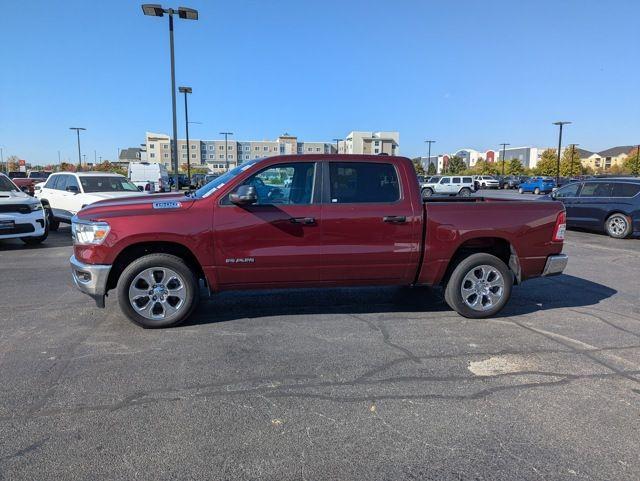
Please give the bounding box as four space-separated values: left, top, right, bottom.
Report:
30 202 43 211
71 219 110 245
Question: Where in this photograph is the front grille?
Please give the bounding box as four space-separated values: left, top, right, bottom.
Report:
0 204 31 214
0 224 35 235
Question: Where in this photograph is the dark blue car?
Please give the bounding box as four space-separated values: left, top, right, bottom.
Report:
546 178 640 238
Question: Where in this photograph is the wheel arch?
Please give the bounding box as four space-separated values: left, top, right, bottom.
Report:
441 236 519 286
106 241 207 292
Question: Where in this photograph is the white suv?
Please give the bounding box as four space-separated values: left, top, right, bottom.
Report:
0 173 48 244
473 175 500 189
36 172 142 230
421 175 475 197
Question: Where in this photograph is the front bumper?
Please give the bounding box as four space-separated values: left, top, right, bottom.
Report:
70 255 112 307
0 210 46 240
541 254 568 277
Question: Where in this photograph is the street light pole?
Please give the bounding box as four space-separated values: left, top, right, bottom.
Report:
179 86 193 183
69 127 86 168
424 140 436 174
219 132 233 170
499 143 510 175
569 143 579 177
553 121 571 185
333 138 343 154
142 4 199 192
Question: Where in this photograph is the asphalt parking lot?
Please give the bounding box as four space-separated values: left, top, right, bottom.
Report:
1 226 639 480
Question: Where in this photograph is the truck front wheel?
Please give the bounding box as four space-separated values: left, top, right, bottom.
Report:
444 253 513 319
117 253 199 328
422 188 433 198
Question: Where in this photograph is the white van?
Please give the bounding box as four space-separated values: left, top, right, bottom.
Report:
128 162 169 193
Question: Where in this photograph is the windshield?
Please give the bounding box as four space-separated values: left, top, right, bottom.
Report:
193 159 262 198
0 175 19 192
80 176 139 193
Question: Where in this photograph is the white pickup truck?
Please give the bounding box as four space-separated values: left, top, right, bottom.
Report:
0 173 48 244
36 172 143 230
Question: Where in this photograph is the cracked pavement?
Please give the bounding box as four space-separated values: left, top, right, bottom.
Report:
1 227 639 480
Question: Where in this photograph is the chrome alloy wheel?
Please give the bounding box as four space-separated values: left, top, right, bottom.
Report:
460 265 505 312
128 267 186 320
607 216 627 237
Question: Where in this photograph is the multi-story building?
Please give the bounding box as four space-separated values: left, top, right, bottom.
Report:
145 132 340 174
580 146 634 171
338 131 399 156
497 146 545 169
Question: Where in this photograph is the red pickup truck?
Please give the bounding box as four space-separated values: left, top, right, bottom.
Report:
69 155 567 328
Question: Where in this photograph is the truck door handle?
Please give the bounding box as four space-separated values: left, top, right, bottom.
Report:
290 217 316 225
383 215 407 223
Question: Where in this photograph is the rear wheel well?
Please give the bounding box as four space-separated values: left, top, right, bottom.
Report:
442 237 514 286
106 242 206 292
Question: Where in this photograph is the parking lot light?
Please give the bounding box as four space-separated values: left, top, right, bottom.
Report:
553 121 571 185
142 4 199 191
179 86 193 182
69 127 86 168
424 140 435 174
499 143 509 175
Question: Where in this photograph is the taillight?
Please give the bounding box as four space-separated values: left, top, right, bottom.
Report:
552 211 566 242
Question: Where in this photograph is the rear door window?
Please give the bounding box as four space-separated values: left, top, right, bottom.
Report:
56 175 69 191
580 182 614 197
612 182 640 197
463 177 472 183
452 177 461 184
328 162 400 203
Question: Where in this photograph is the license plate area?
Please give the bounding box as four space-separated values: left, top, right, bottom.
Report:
0 220 16 230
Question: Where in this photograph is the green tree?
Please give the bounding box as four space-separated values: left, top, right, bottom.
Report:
412 158 426 176
6 155 20 171
447 155 466 174
507 158 525 175
560 147 582 176
534 149 558 176
93 160 127 176
624 147 640 175
427 162 437 175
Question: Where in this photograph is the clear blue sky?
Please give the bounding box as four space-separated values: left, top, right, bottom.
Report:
1 0 639 165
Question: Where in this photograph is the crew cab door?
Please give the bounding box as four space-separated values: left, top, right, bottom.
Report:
320 160 420 284
213 161 322 288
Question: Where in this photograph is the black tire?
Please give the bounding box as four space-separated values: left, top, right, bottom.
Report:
533 187 540 195
458 187 471 197
444 253 513 319
422 188 433 198
117 253 199 328
44 206 59 231
605 213 632 239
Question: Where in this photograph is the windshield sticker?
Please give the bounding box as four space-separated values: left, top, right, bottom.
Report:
153 201 182 209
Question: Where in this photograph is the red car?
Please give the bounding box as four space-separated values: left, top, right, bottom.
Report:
70 155 568 328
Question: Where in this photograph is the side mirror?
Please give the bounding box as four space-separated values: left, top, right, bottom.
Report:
138 186 144 191
229 185 258 205
20 185 30 193
66 185 79 194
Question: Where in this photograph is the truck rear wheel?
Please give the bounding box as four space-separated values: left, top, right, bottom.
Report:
422 188 433 198
444 253 512 319
117 253 199 328
458 188 471 197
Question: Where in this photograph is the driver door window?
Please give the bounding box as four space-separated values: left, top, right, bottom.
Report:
237 163 315 205
555 183 581 198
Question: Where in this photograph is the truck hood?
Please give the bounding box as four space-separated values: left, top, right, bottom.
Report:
77 192 196 220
